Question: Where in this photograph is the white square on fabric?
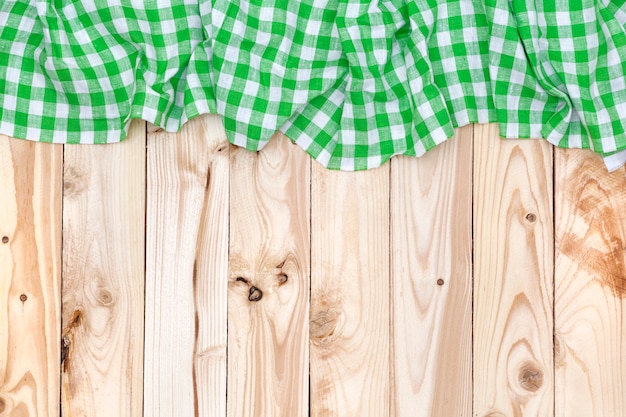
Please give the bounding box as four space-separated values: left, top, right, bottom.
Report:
416 101 435 119
3 90 17 111
82 1 98 13
217 72 234 92
243 79 260 97
440 57 458 73
10 41 27 56
141 106 158 124
367 155 381 169
232 131 248 147
436 31 452 47
30 100 44 116
25 127 41 141
560 38 575 53
301 45 316 60
293 131 313 149
236 105 253 124
73 29 90 45
340 157 354 171
311 106 332 129
51 128 67 144
17 15 36 32
137 19 151 35
317 148 332 166
555 11 571 25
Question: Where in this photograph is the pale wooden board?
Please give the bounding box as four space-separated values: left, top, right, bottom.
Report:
227 133 310 417
144 115 229 417
310 162 390 417
390 127 473 417
0 138 63 417
193 118 230 417
473 124 554 416
554 149 626 417
60 121 145 417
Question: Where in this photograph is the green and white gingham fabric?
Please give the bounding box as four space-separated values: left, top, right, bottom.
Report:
2 0 626 170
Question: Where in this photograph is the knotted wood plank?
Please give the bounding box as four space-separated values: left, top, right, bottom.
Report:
227 133 310 417
310 161 390 417
144 115 229 417
0 138 63 417
473 125 554 416
61 121 145 417
391 126 473 417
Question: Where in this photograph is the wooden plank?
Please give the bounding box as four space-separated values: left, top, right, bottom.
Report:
193 118 230 417
227 133 310 417
0 138 63 417
310 161 390 417
554 149 626 417
390 127 473 417
61 121 145 417
473 124 554 416
144 115 229 417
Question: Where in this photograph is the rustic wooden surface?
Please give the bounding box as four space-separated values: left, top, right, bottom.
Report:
390 125 473 417
0 138 63 417
61 120 145 417
1 117 626 417
310 161 390 417
228 133 310 417
144 115 229 417
473 124 554 416
554 148 626 417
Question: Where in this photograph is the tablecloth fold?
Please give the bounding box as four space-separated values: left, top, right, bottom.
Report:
1 0 626 170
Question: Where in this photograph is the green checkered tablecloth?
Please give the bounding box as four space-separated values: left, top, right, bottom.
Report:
2 0 626 170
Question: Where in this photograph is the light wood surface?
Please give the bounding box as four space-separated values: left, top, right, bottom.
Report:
193 117 230 417
144 115 229 417
3 122 626 417
0 138 63 417
227 133 310 417
554 149 626 417
473 124 554 416
61 121 145 417
390 126 473 417
310 161 390 417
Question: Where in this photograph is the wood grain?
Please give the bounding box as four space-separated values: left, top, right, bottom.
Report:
473 124 554 417
193 117 230 417
144 115 229 417
310 161 390 417
390 127 473 417
0 138 63 417
554 149 626 417
61 121 145 417
227 133 310 417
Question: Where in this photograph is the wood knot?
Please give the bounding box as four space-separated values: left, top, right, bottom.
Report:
278 273 288 286
96 289 114 306
61 310 83 372
436 278 444 286
61 336 72 372
525 213 537 223
248 286 263 302
310 309 340 342
518 364 543 392
62 167 87 197
19 294 27 302
1 236 8 244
